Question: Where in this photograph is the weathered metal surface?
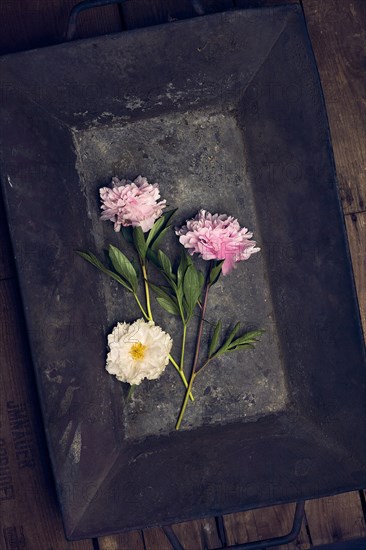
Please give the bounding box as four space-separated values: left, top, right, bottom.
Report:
0 4 365 540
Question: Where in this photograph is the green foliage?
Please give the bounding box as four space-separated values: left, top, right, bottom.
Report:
227 330 264 351
76 251 133 292
150 209 177 251
133 226 147 259
120 226 134 243
209 261 224 285
183 264 203 321
152 249 204 324
151 225 172 251
108 245 138 293
177 251 190 287
208 322 264 359
208 320 222 358
156 295 180 316
158 250 175 284
146 217 165 248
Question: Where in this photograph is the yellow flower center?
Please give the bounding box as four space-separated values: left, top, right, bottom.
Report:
129 342 146 361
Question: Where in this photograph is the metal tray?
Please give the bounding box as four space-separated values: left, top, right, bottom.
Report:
0 4 365 540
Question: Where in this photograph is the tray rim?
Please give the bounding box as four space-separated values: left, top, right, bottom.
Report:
1 4 365 540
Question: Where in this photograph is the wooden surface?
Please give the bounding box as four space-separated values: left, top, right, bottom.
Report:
0 0 365 548
301 0 366 215
223 502 310 549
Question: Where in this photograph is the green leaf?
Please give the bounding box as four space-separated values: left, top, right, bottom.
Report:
209 320 222 358
146 248 160 267
120 226 133 243
162 208 178 226
225 322 241 346
146 217 165 248
156 295 180 316
149 282 175 300
133 226 147 259
176 283 184 309
158 250 173 280
197 270 205 293
183 264 201 319
227 343 256 352
209 261 224 285
228 329 264 349
177 251 189 287
151 224 172 251
182 297 190 318
131 257 140 278
214 322 241 356
76 251 133 292
108 245 138 292
149 208 177 251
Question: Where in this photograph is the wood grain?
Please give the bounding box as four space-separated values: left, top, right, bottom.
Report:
121 0 233 29
345 212 366 336
98 530 145 550
235 0 298 6
301 0 366 215
0 197 14 280
142 518 222 549
0 0 122 55
0 279 94 550
223 503 310 549
170 518 223 549
305 492 366 545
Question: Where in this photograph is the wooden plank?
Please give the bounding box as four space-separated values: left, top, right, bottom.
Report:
235 0 298 6
143 518 222 549
223 503 310 549
312 539 366 550
172 518 222 549
144 518 222 550
98 530 145 550
301 0 366 214
0 0 122 55
143 527 171 550
0 279 94 550
305 492 366 545
345 212 366 336
0 196 15 281
122 0 233 29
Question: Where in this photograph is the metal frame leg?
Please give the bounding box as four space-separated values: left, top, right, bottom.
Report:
163 501 305 550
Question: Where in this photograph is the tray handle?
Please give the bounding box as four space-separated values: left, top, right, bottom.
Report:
66 0 205 41
66 0 127 41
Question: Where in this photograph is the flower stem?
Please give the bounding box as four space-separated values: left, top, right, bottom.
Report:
180 324 187 373
195 357 213 376
141 262 153 321
175 280 211 430
175 372 196 430
169 354 194 401
133 293 149 320
127 384 137 401
136 258 194 401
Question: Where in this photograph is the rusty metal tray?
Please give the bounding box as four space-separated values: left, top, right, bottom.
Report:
0 4 365 540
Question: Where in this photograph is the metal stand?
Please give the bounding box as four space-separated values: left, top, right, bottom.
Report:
66 0 205 40
163 501 306 550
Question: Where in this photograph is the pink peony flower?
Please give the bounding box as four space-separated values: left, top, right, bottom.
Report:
100 175 166 233
176 209 260 275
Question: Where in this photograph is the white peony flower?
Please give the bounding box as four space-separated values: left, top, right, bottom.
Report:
105 319 173 386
